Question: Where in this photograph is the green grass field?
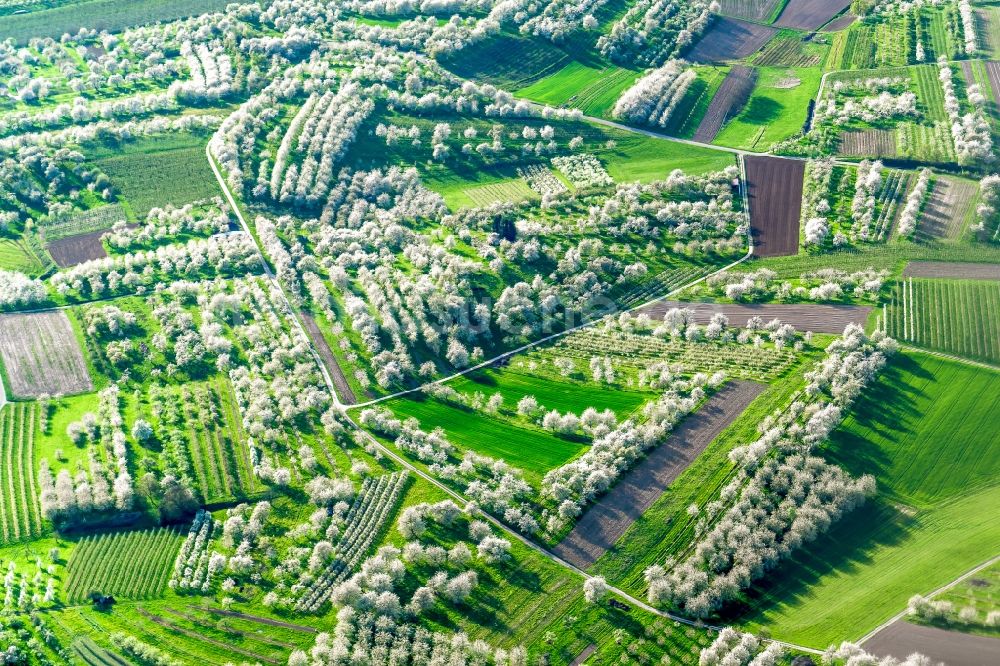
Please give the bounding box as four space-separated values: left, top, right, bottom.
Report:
0 238 46 274
91 133 218 217
516 62 640 118
733 352 1000 646
450 367 654 417
595 129 737 183
378 395 588 483
714 67 822 151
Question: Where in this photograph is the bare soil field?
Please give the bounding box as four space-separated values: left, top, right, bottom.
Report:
300 312 357 405
839 129 898 158
552 381 766 570
0 311 92 398
915 177 978 240
960 60 975 86
903 261 1000 280
47 229 108 267
863 621 1000 666
568 645 597 666
717 0 783 23
638 301 872 334
824 12 857 31
687 17 778 63
984 61 1000 103
775 0 852 30
693 65 758 143
744 155 804 257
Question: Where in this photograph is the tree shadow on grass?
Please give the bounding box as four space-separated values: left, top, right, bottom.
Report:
739 96 783 125
723 498 917 625
821 354 934 485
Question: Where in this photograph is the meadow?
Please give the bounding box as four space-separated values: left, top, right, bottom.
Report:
90 133 219 217
713 67 822 151
733 352 1000 646
516 62 640 118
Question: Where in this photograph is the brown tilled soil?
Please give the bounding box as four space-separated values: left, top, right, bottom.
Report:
569 645 598 666
687 17 778 63
863 621 1000 666
915 177 978 240
984 61 1000 103
824 12 857 31
903 261 1000 280
960 60 976 86
0 311 92 398
775 0 851 30
744 155 804 257
693 65 758 143
299 312 357 405
718 0 783 23
551 381 766 570
637 301 872 334
839 129 897 158
47 229 108 267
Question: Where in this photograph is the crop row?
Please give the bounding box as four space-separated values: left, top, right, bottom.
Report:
888 278 1000 365
65 527 182 603
0 402 41 544
294 471 409 613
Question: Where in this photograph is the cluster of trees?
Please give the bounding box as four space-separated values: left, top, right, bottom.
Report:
290 472 409 613
599 0 715 66
172 41 234 102
551 154 613 188
2 559 58 613
0 92 178 138
702 266 888 303
958 0 977 54
818 75 918 125
649 453 875 617
896 168 931 237
973 173 1000 237
822 641 935 666
612 60 696 128
297 604 527 665
169 510 224 593
851 160 883 242
224 278 330 449
39 385 134 526
105 201 230 251
268 86 374 208
50 234 259 300
0 269 46 310
698 628 783 666
519 164 567 200
908 593 1000 627
938 57 993 164
110 633 181 666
